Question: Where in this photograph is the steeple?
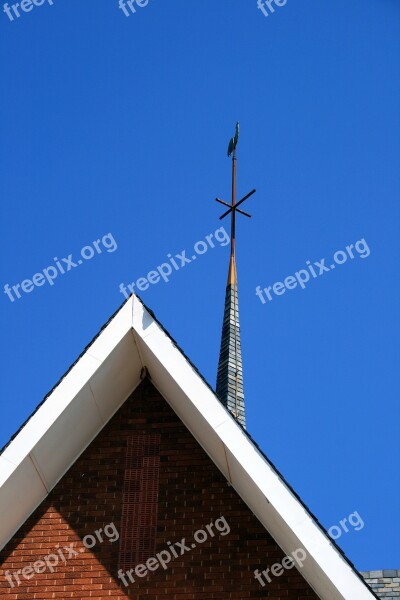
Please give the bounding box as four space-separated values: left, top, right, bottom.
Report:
215 123 256 428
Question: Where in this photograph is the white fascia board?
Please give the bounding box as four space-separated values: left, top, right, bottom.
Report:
1 353 102 469
0 456 18 488
86 298 133 364
1 299 133 471
131 295 232 432
0 456 48 548
131 295 233 478
0 298 137 551
131 295 375 600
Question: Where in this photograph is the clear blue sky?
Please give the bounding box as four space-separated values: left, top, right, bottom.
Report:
1 0 399 571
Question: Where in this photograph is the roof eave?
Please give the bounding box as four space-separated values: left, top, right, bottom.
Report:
0 295 377 600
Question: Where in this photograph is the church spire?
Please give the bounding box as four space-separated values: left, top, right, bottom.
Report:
215 123 256 428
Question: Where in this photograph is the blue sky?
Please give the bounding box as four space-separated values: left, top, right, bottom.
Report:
1 0 399 571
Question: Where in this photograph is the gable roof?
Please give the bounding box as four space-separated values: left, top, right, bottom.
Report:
0 294 377 600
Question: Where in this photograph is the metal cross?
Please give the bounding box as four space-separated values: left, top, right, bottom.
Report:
215 145 256 258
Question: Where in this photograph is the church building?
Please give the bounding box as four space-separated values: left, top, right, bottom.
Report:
0 128 387 599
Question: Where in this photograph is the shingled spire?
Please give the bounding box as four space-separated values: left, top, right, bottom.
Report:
215 124 256 428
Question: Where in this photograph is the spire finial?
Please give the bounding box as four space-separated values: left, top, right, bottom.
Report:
227 121 240 158
216 123 256 271
215 124 256 428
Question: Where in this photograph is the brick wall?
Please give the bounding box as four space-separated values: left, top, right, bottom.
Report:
361 571 400 598
0 378 322 599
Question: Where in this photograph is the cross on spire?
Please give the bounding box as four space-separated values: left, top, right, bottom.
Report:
215 123 256 428
215 123 256 284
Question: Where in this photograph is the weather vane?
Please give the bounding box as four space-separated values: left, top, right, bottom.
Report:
215 122 256 261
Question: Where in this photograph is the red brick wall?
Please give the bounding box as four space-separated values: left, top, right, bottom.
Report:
0 378 319 599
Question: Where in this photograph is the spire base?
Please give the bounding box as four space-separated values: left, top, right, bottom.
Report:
216 262 246 429
227 254 237 286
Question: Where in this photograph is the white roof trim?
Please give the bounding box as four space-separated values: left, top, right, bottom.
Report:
0 295 376 600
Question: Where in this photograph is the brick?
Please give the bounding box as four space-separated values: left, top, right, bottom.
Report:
0 379 319 599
